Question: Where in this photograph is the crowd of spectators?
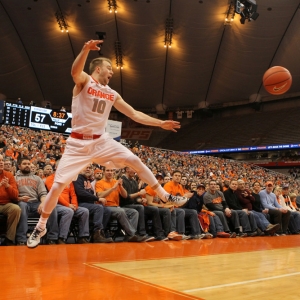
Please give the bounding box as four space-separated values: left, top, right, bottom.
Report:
1 124 300 246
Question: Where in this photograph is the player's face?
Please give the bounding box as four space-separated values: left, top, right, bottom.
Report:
97 61 113 85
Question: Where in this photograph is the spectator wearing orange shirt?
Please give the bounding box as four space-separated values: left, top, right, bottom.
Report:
0 155 21 245
145 173 183 241
4 158 16 175
43 165 53 183
45 173 89 244
164 170 202 239
95 167 146 242
5 144 14 159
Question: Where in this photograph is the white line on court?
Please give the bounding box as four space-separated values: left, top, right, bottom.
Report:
183 272 300 293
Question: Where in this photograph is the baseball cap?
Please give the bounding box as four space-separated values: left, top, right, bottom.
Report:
282 184 289 189
155 173 164 179
265 181 274 187
94 168 102 174
197 184 206 189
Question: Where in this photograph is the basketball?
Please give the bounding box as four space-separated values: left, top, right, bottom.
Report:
263 66 292 95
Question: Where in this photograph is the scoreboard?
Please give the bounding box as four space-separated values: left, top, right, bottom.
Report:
3 102 121 139
4 102 72 134
29 106 72 133
4 103 30 127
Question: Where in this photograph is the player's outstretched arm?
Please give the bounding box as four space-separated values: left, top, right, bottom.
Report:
114 95 181 132
71 40 103 86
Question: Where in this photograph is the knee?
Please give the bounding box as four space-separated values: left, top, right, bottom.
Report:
231 210 238 217
18 202 28 215
177 209 185 217
104 207 111 216
11 204 21 214
18 201 27 210
191 209 197 217
67 209 75 218
132 210 139 219
115 210 123 218
124 155 141 169
81 207 89 216
95 204 104 213
150 206 159 215
136 205 144 214
164 209 171 217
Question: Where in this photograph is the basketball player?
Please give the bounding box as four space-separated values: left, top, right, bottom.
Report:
27 39 188 248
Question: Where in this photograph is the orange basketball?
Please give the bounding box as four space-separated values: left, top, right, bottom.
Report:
263 66 292 95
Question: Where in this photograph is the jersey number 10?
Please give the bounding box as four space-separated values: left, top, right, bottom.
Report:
92 99 106 114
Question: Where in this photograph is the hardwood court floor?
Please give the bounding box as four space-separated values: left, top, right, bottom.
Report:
1 236 300 300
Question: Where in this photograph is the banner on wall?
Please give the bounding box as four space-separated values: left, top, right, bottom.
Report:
105 120 122 141
121 128 153 140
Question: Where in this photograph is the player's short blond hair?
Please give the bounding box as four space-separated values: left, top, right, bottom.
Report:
89 57 112 74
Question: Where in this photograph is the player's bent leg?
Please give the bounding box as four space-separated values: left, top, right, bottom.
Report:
42 182 66 214
27 182 66 249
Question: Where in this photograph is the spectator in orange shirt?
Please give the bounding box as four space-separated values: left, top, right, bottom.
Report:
0 155 21 245
95 167 146 242
145 173 183 241
5 144 14 159
43 165 53 183
4 158 16 175
164 170 202 239
45 173 90 244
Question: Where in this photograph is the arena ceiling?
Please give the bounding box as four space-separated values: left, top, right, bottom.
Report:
0 0 300 113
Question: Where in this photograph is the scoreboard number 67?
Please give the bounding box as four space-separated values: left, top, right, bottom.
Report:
35 113 46 122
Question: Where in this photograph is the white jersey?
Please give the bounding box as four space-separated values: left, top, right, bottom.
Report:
71 76 118 135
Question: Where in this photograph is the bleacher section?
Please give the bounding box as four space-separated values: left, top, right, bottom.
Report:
158 108 300 151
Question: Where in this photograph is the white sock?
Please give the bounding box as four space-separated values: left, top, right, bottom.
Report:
153 185 168 201
37 216 48 230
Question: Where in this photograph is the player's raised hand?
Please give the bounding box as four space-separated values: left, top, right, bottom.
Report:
160 120 181 132
83 40 103 51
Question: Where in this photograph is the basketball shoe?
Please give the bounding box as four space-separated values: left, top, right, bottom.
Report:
27 227 47 248
164 194 189 207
